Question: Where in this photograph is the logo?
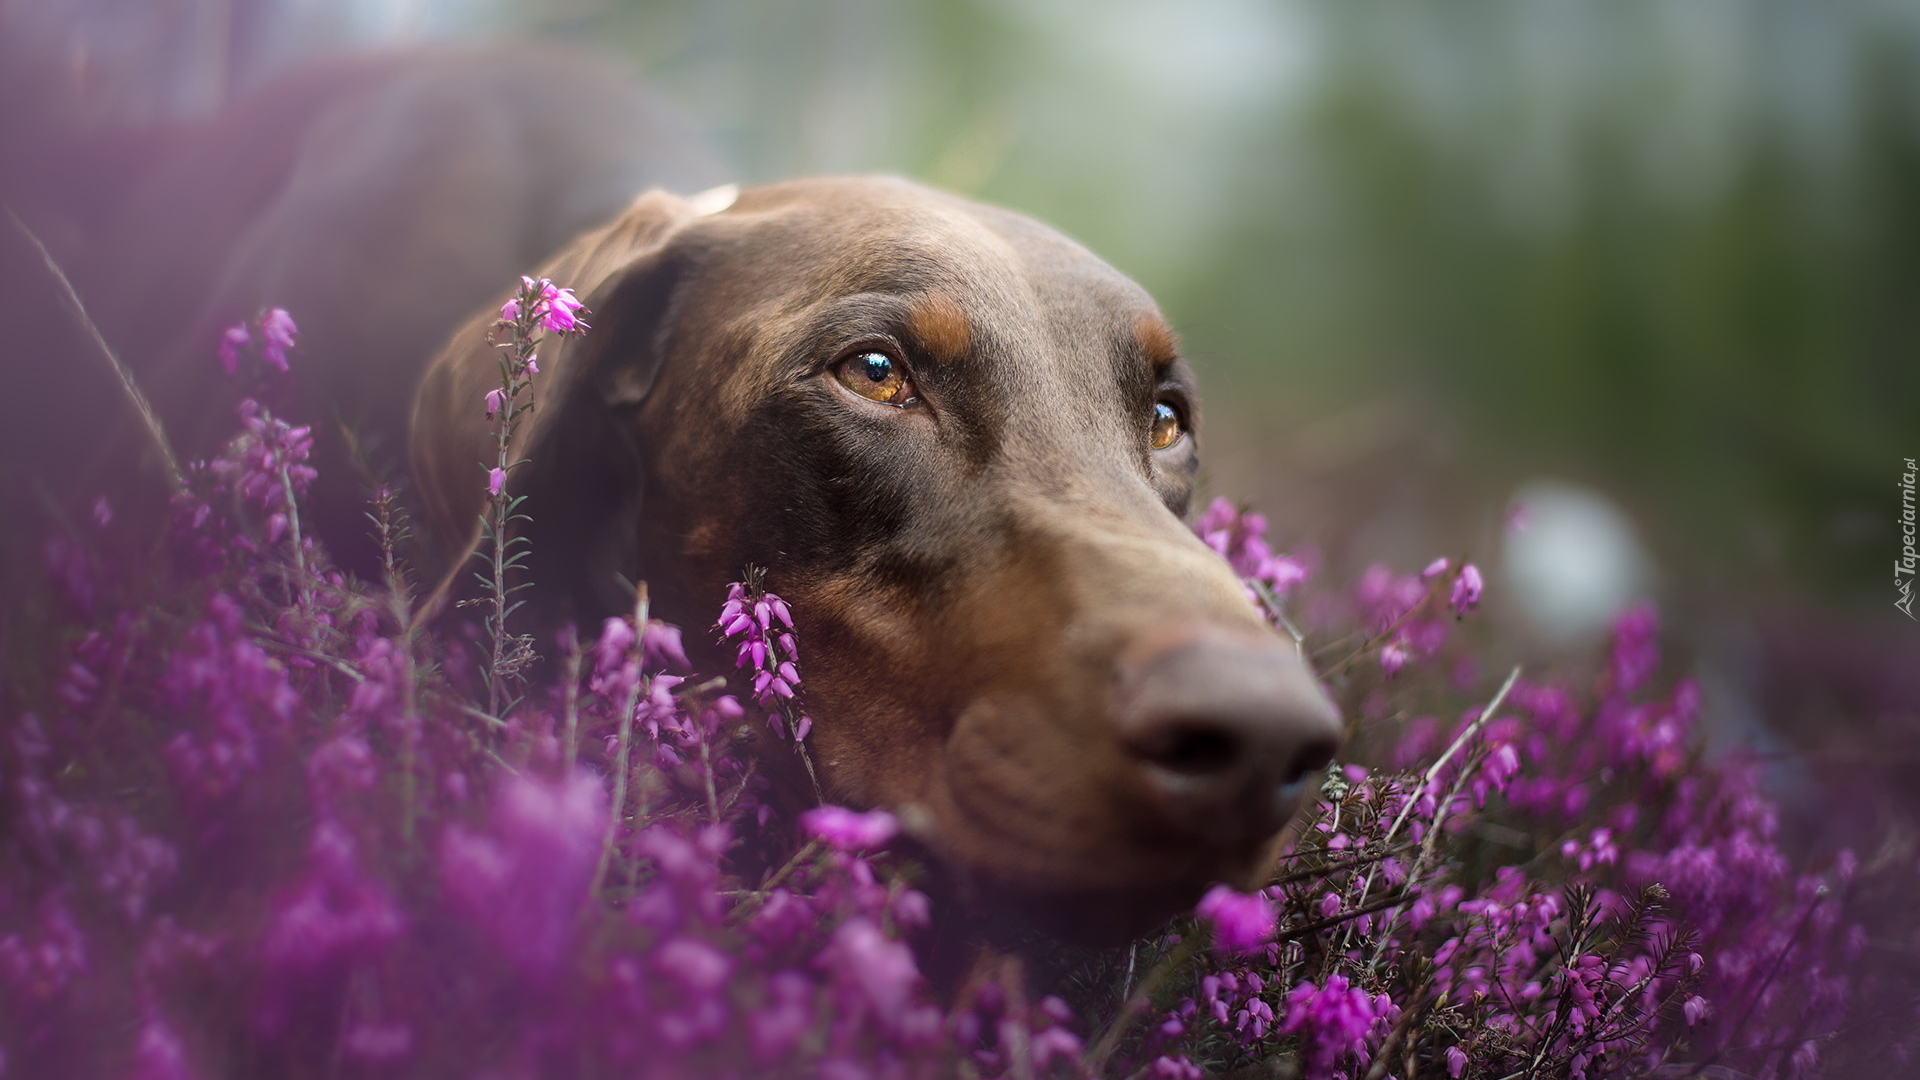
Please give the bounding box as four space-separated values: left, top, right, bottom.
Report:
1899 457 1917 620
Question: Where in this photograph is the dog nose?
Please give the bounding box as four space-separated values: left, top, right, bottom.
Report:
1116 632 1343 846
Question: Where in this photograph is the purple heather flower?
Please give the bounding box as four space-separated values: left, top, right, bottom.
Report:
1196 884 1276 954
750 970 816 1063
801 805 900 851
1422 556 1452 579
92 495 113 527
126 1013 195 1080
1446 1044 1469 1076
1505 500 1532 534
537 285 588 333
1610 602 1661 692
1150 1055 1203 1080
1031 1024 1084 1069
218 322 251 376
1278 975 1385 1075
488 467 506 496
258 308 297 372
256 822 403 1035
440 771 608 978
306 734 377 808
818 917 921 1031
644 620 691 672
1194 497 1313 599
505 276 590 334
1380 640 1408 675
1450 563 1484 615
0 897 89 1003
595 614 637 671
485 387 506 417
654 936 734 997
342 1021 414 1064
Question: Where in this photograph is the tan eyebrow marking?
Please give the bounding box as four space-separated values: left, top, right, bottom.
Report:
1135 313 1180 368
908 293 973 360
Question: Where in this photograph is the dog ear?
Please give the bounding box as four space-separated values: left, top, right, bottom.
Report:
411 188 706 625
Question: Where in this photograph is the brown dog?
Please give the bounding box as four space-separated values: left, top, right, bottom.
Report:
412 178 1343 940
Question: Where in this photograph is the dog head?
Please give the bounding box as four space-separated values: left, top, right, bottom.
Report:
413 177 1342 940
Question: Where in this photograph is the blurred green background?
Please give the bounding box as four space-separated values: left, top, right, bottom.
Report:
554 0 1919 624
12 0 1920 631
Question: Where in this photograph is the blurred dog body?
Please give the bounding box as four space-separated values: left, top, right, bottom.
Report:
0 44 728 568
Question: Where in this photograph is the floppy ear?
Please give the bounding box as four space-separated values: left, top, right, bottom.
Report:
410 188 705 624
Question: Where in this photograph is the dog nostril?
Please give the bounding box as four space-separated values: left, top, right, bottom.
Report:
1116 633 1346 845
1137 724 1243 776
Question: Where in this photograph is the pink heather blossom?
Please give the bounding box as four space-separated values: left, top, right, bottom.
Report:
488 467 506 496
1450 562 1484 615
1422 556 1452 579
504 276 590 334
1151 1056 1203 1080
342 1021 414 1064
1195 497 1312 600
439 772 608 978
256 823 403 1036
1380 640 1408 675
750 971 816 1063
718 580 810 722
218 322 250 376
484 388 506 417
126 1013 194 1080
259 308 297 371
1610 602 1661 692
818 917 922 1031
537 285 588 333
654 937 734 996
1446 1043 1469 1076
92 495 113 527
1505 500 1533 534
1278 975 1388 1075
202 400 318 513
1196 884 1276 954
801 805 900 851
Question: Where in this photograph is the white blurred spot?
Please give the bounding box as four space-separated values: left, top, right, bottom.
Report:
1501 480 1652 641
686 184 740 216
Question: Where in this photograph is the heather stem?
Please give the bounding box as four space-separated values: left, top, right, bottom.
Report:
561 633 584 772
592 584 649 899
278 460 311 611
1087 935 1203 1072
7 208 185 492
1352 664 1521 962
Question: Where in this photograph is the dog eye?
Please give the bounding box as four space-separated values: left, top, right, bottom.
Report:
833 351 917 405
1150 401 1185 450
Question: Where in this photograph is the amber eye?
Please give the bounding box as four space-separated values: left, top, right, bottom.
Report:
833 351 916 405
1150 401 1185 450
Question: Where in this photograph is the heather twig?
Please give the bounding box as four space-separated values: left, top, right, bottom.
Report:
7 207 185 491
464 275 589 718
